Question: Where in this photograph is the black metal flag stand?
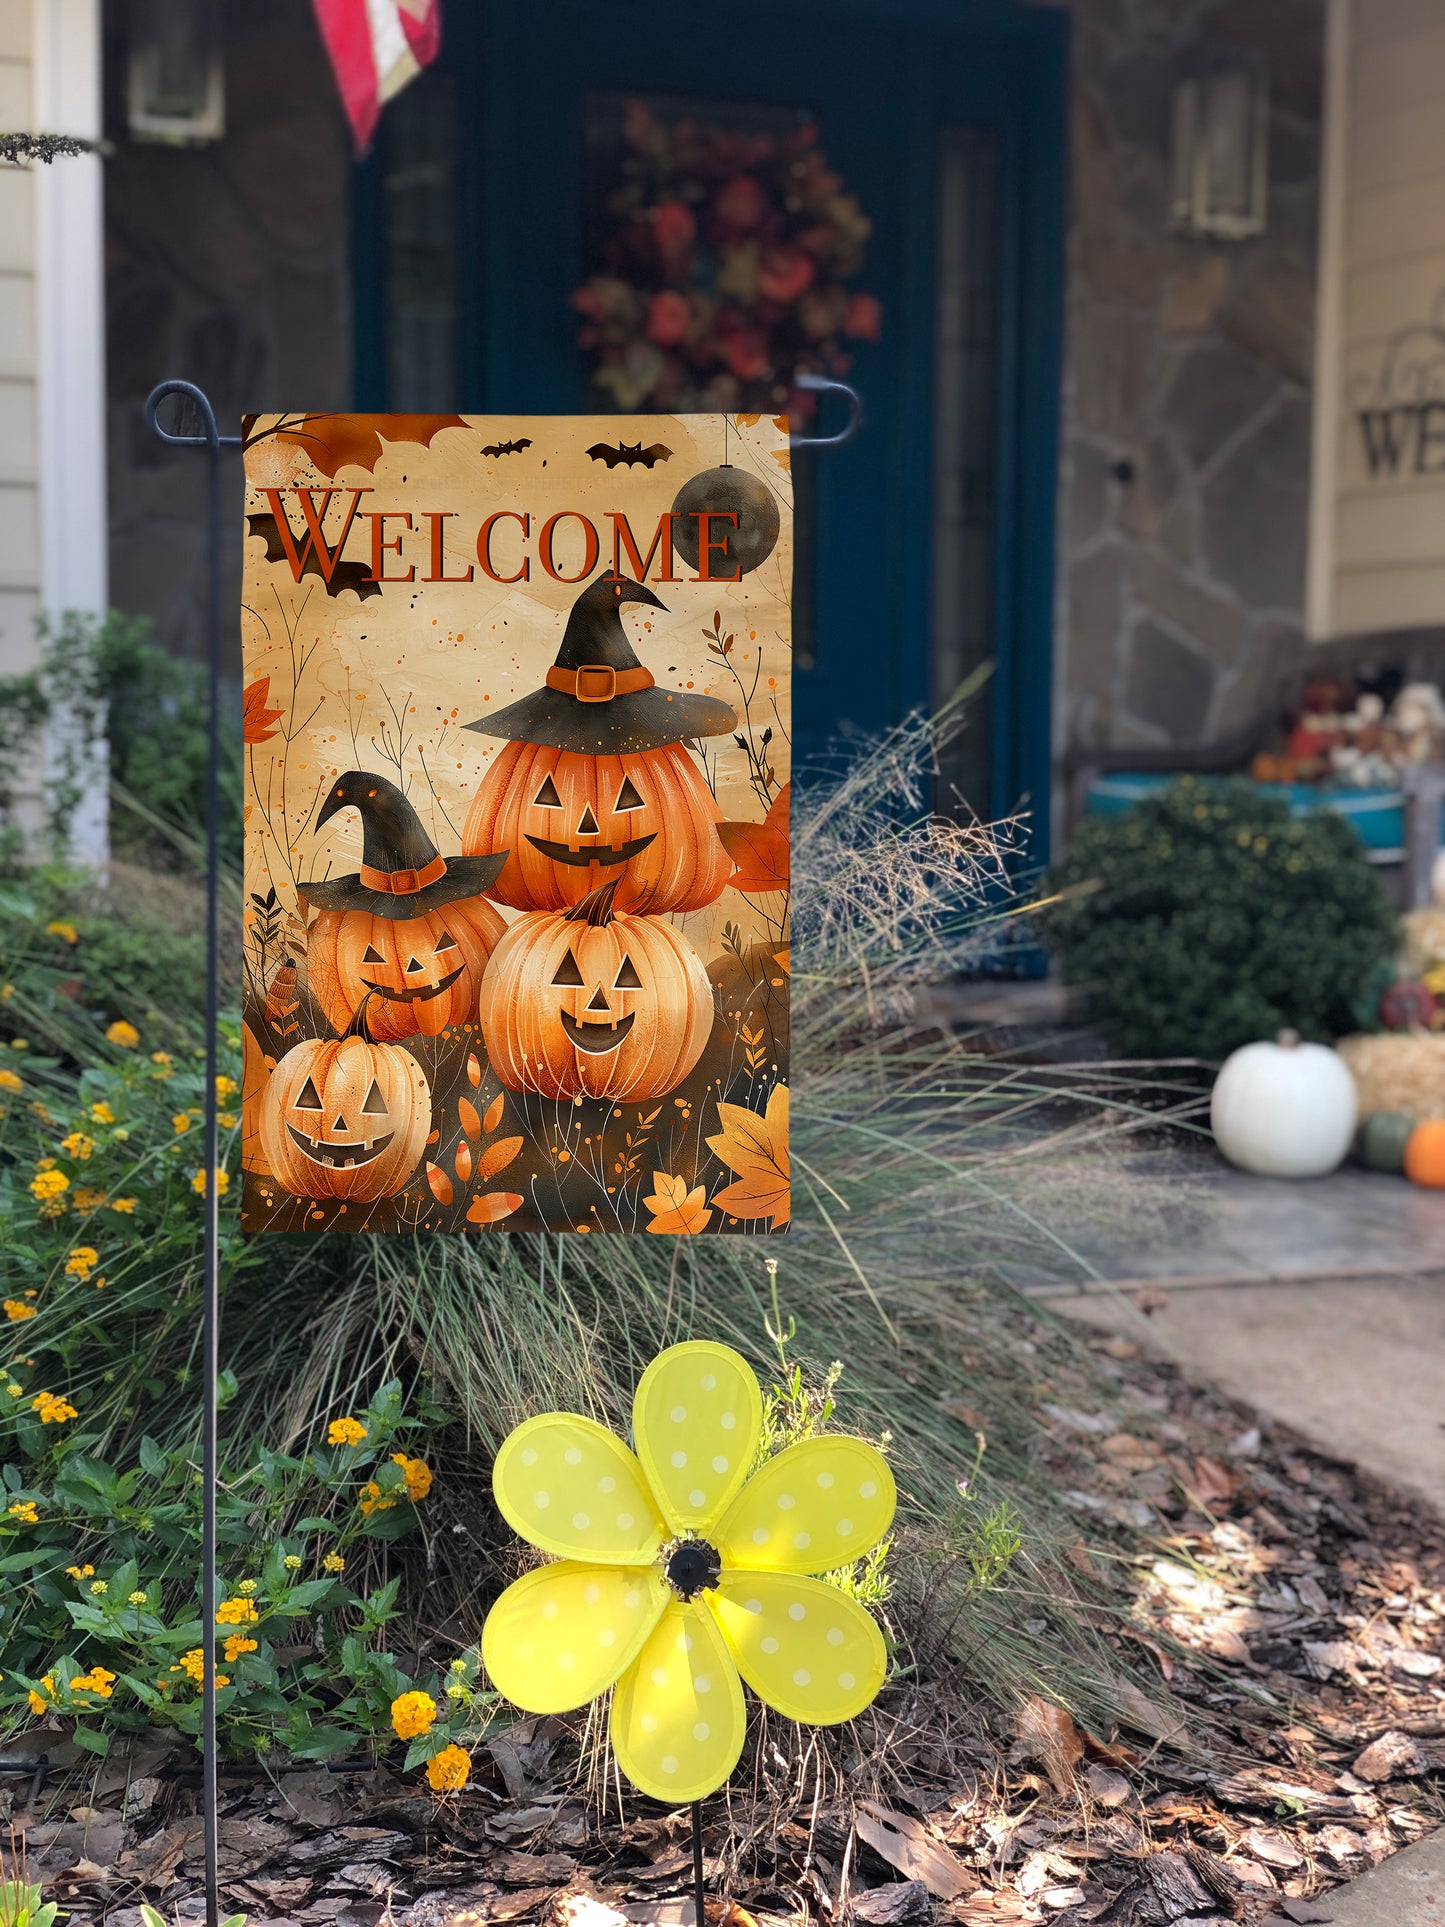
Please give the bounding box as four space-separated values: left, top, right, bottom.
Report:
142 377 859 1927
145 380 240 1927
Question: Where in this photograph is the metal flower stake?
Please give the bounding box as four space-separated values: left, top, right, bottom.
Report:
482 1339 896 1922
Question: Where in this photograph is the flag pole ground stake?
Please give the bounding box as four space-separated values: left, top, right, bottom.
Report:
145 380 241 1927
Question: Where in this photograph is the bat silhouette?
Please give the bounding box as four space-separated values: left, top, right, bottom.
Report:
585 440 674 469
244 512 382 601
481 438 533 457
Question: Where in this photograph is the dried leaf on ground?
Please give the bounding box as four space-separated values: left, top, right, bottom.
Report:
854 1802 975 1900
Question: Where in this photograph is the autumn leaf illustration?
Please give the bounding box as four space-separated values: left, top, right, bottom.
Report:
245 413 469 479
706 1084 789 1228
467 1192 523 1225
773 949 790 974
242 675 284 744
643 1172 713 1236
717 781 790 894
478 1135 523 1181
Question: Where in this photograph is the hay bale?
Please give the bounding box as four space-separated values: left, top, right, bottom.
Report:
1337 1031 1445 1119
1397 905 1445 978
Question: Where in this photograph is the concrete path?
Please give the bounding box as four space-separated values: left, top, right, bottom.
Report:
1307 1827 1445 1924
1025 1155 1445 1515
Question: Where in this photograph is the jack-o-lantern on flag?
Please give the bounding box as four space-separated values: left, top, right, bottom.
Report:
240 413 791 1236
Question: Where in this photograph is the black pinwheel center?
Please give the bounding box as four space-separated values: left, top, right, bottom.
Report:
664 1536 720 1601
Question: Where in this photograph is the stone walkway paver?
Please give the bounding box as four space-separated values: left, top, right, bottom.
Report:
1309 1826 1445 1924
1024 1154 1445 1514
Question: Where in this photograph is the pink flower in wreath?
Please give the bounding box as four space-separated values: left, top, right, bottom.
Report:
723 328 770 382
844 292 884 341
715 173 766 231
759 248 816 304
645 290 692 347
652 200 696 259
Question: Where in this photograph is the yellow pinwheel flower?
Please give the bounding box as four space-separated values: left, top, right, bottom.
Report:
482 1341 895 1805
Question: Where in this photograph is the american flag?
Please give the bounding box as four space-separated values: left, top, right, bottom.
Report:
310 0 442 154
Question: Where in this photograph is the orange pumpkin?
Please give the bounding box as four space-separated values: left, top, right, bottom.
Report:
306 895 506 1043
1403 1117 1445 1188
241 1020 274 1175
478 879 714 1100
463 739 732 914
260 1002 431 1202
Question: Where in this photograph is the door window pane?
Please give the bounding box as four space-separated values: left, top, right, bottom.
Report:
383 69 458 410
930 126 999 817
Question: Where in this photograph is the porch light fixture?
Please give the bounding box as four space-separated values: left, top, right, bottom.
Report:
1168 53 1268 241
127 0 225 146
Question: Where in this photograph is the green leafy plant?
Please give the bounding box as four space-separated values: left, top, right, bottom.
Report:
1040 777 1397 1060
0 1379 501 1769
0 1875 61 1927
0 611 242 869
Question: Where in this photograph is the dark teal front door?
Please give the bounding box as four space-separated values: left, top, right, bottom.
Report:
355 0 1066 852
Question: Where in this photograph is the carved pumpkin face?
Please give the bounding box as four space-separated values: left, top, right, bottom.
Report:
259 1029 431 1202
478 886 714 1100
463 740 732 914
306 896 506 1043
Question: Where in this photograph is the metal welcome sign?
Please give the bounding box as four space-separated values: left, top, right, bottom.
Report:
238 413 791 1236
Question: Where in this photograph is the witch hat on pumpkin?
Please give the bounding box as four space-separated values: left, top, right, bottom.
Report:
298 771 508 919
465 573 736 754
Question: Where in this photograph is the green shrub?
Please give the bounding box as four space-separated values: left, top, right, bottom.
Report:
0 612 242 869
1039 778 1397 1060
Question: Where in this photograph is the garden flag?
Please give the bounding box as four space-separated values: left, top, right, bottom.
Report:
240 413 791 1236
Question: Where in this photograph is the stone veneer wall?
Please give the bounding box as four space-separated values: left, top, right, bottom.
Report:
101 0 351 673
1058 0 1325 786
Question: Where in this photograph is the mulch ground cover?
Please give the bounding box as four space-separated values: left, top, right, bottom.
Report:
6 1304 1442 1927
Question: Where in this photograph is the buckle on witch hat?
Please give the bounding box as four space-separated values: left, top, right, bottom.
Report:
574 664 617 703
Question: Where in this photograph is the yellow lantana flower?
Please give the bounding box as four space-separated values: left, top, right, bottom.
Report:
172 1113 192 1135
7 1500 38 1524
359 1479 395 1517
106 1020 140 1048
30 1169 69 1202
3 1300 36 1321
327 1416 368 1447
173 1649 230 1688
216 1075 239 1101
322 1553 346 1575
65 1564 95 1580
223 1635 258 1662
65 1247 99 1281
390 1690 437 1740
46 921 78 944
89 1101 115 1125
73 1186 107 1211
215 1597 258 1626
71 1666 115 1698
391 1453 432 1501
59 1132 94 1161
32 1391 77 1424
28 1673 55 1715
425 1743 471 1791
482 1341 895 1804
109 1197 137 1214
0 1069 22 1093
191 1168 230 1195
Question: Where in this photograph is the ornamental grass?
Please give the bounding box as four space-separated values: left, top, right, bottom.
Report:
0 715 1204 1763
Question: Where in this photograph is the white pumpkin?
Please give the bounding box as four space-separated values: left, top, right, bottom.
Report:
1210 1030 1358 1178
